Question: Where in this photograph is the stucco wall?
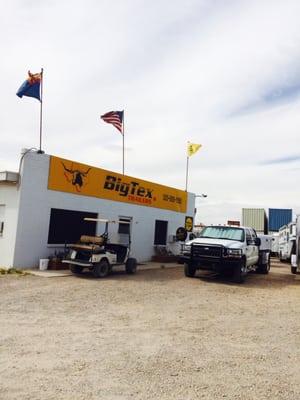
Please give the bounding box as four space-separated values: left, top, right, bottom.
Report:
0 184 20 268
13 151 195 268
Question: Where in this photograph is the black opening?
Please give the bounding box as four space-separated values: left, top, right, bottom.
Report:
118 217 131 234
48 208 97 244
154 220 168 245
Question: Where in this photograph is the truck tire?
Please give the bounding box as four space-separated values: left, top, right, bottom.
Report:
279 252 284 262
232 258 247 283
256 256 271 274
69 265 83 274
291 266 297 274
125 258 137 274
93 259 110 278
184 262 196 277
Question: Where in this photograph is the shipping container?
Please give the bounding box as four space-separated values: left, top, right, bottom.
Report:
242 208 267 233
268 208 292 232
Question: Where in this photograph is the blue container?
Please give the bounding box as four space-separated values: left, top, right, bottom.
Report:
268 208 292 232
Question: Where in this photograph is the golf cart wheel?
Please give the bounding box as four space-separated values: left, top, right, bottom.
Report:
125 257 137 274
184 262 196 277
93 259 110 278
69 265 84 274
291 266 297 274
232 258 247 283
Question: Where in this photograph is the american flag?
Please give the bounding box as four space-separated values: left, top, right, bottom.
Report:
101 111 124 134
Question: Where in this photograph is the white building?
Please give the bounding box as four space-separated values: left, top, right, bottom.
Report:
0 150 196 269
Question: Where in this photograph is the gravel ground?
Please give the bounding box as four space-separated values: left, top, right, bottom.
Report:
1 260 300 400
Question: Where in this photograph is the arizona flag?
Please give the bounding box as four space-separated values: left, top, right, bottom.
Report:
16 71 42 101
187 142 202 157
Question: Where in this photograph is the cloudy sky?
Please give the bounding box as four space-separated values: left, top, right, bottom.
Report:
1 0 300 224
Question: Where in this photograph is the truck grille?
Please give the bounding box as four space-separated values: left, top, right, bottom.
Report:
191 244 223 258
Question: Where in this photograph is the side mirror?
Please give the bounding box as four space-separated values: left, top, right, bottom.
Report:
255 237 261 246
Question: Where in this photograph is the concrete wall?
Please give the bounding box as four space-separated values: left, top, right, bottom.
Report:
0 184 20 268
13 152 195 268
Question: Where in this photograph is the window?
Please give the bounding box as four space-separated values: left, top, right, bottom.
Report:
118 217 131 235
154 220 168 245
0 205 5 236
48 208 97 244
200 226 245 242
245 229 253 243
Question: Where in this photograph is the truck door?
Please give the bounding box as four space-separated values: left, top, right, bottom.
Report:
250 229 259 264
245 229 254 266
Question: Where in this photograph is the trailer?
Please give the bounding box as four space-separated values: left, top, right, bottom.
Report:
291 217 300 274
270 233 279 257
278 222 296 262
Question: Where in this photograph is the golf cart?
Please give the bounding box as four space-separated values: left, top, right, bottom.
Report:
62 218 137 278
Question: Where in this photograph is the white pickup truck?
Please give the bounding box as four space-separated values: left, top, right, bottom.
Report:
181 225 270 283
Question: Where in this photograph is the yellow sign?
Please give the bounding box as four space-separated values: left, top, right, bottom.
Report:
185 216 194 232
48 156 187 213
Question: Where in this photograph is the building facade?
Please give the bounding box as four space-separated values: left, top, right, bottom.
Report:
0 151 196 268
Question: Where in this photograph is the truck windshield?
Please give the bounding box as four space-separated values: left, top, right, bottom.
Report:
200 226 244 242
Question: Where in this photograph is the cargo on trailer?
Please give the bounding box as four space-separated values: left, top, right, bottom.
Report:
242 208 267 233
268 208 292 232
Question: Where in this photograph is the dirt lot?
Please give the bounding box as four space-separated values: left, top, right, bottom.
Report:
1 259 300 400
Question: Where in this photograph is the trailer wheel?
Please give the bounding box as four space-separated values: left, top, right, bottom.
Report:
69 265 84 274
232 258 247 283
291 266 297 274
125 258 137 274
93 259 110 278
184 262 196 277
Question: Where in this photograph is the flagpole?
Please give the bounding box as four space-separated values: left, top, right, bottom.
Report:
38 68 44 153
122 110 124 175
185 155 189 192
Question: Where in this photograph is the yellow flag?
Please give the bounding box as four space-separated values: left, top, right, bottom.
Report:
187 142 202 157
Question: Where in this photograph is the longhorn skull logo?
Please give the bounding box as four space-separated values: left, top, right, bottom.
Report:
62 162 91 192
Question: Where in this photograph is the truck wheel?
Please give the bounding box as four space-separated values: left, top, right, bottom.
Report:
69 265 83 274
256 256 271 274
125 258 137 274
233 259 247 283
184 262 196 277
291 266 297 274
93 259 110 278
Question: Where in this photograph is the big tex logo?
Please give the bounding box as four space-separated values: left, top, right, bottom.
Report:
104 175 155 204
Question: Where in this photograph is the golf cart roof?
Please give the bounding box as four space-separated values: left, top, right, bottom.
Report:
84 218 131 224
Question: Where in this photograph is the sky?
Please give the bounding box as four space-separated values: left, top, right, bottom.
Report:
1 0 300 225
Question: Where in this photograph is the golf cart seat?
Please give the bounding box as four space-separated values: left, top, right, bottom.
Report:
69 235 105 252
80 235 105 245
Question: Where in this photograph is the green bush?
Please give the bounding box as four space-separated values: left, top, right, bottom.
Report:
0 268 30 276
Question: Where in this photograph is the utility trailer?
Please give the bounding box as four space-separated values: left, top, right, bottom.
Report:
291 217 300 274
278 222 296 262
62 218 137 278
257 234 272 269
